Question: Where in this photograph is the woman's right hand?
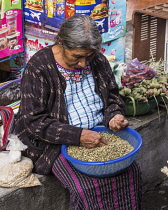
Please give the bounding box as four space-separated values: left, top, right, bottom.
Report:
80 129 109 149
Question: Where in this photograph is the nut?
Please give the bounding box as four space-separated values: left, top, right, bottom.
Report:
68 133 134 162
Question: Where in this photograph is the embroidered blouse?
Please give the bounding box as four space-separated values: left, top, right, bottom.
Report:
56 62 103 129
15 45 126 175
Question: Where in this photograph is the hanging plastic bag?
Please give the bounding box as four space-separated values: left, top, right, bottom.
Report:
6 134 28 163
106 56 126 89
122 58 157 88
0 78 21 106
0 107 41 188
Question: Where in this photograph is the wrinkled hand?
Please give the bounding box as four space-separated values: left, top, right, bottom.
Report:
109 114 129 132
80 129 109 149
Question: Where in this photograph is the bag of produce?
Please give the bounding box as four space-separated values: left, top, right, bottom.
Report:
122 58 156 88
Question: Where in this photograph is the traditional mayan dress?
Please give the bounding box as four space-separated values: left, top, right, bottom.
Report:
15 46 142 209
52 156 142 210
52 62 142 210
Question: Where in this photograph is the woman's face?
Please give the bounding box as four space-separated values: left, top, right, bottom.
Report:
62 48 95 70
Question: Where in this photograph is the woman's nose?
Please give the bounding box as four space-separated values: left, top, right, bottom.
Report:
78 57 87 67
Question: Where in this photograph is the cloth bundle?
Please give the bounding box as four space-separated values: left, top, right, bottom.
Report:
0 106 14 150
0 106 41 188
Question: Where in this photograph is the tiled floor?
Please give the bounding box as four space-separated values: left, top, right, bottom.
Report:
126 0 168 21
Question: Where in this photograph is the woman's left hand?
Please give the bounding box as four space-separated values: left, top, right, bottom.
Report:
109 114 129 132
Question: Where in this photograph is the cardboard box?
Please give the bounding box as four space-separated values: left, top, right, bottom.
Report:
44 0 66 30
0 58 10 71
23 0 65 29
74 0 126 41
24 24 56 63
23 0 126 41
101 36 125 63
75 0 109 35
101 0 126 42
25 33 55 62
0 0 22 11
0 0 24 59
23 0 45 26
25 22 58 40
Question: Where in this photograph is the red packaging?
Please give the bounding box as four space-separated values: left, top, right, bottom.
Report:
65 0 75 18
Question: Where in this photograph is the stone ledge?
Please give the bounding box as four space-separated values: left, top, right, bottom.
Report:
128 108 168 192
0 174 71 210
0 108 167 209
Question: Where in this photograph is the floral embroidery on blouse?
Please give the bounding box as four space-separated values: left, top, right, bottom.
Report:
56 61 91 82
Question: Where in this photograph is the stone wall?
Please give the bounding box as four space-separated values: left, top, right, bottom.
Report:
129 108 168 192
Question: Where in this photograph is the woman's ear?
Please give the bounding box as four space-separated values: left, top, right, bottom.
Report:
55 36 62 45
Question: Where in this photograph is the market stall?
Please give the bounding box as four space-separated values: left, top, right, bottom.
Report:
0 0 168 204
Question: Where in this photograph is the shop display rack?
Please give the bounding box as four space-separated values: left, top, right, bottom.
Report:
0 51 25 82
132 2 168 71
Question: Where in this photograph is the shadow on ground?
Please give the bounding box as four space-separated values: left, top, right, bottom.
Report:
141 179 168 210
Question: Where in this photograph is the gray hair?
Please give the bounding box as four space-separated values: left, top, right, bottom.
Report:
56 15 102 51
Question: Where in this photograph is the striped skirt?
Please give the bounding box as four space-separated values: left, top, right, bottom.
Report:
52 154 142 210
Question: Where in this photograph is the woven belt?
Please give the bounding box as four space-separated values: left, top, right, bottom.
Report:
0 106 14 151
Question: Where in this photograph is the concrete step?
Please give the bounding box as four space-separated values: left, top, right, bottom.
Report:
0 175 71 210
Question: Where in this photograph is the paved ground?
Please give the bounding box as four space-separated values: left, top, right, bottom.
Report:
141 179 168 210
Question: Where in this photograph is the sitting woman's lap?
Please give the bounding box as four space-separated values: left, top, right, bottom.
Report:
52 154 142 210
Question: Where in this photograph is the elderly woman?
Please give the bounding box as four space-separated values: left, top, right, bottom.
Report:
15 15 142 209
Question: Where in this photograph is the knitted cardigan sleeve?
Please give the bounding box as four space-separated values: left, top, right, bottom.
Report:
15 47 82 146
15 47 126 175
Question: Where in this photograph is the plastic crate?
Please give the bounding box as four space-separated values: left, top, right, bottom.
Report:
132 2 168 67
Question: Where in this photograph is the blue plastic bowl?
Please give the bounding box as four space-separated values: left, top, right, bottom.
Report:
61 125 142 177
